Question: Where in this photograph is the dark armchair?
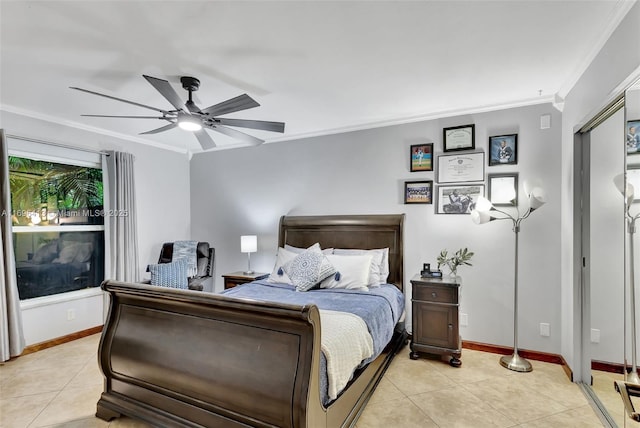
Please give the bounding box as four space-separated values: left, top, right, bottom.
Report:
147 242 215 292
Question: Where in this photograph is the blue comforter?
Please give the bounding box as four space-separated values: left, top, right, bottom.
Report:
222 280 405 404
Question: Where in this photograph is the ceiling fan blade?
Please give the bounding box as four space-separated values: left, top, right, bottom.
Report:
201 94 260 117
70 86 171 114
208 124 264 146
216 118 285 133
194 129 217 150
143 75 186 111
81 114 168 119
140 122 178 135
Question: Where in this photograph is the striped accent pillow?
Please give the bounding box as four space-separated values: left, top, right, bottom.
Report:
149 259 189 289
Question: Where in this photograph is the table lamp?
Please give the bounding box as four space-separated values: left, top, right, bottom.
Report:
241 235 257 274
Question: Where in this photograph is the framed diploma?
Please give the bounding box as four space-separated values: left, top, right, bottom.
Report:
437 152 485 183
443 124 475 152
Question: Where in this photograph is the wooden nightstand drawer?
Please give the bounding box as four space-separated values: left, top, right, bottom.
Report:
413 284 457 304
222 271 269 290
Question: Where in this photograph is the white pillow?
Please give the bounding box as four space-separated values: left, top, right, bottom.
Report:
268 247 298 284
320 254 373 291
333 248 389 286
285 243 333 254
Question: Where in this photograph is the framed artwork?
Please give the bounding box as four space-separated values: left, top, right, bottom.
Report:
627 120 640 154
436 184 485 214
443 124 475 152
410 143 433 172
404 180 433 204
489 134 518 166
628 166 640 201
436 152 484 183
488 173 518 206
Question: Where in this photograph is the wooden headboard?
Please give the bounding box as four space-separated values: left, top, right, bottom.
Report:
278 214 405 291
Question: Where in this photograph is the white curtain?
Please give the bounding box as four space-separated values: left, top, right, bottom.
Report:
0 129 25 361
104 151 139 282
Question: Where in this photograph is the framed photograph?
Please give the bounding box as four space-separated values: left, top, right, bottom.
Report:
488 173 518 206
489 134 518 166
436 184 485 214
404 180 433 204
443 124 475 152
436 152 485 183
628 166 640 201
627 120 640 154
410 143 433 172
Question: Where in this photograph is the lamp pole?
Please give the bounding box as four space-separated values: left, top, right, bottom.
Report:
499 221 532 372
471 186 545 373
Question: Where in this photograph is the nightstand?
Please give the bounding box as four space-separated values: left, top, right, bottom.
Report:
222 271 269 289
410 274 462 367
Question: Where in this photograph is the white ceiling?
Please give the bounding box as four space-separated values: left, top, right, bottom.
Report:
0 1 634 154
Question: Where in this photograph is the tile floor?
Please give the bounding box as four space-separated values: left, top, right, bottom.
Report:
0 335 608 427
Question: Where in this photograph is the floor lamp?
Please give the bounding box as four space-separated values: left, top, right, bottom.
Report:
615 175 640 384
471 183 546 372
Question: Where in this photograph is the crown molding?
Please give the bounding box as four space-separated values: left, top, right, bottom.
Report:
0 104 188 154
268 96 555 144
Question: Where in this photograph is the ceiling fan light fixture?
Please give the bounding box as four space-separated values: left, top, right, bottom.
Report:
178 115 202 131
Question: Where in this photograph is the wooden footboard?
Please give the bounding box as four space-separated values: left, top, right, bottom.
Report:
97 280 325 428
97 280 407 428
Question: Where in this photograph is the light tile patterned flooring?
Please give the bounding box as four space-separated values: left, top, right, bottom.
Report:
0 334 607 427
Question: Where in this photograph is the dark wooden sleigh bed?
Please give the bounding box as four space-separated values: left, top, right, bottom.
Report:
96 214 407 428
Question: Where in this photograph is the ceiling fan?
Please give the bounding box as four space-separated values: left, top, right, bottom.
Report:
70 75 285 150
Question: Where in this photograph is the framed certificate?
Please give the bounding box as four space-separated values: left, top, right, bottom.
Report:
437 152 485 183
443 124 475 152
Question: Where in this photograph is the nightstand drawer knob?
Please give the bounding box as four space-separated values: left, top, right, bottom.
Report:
448 324 453 329
431 292 437 298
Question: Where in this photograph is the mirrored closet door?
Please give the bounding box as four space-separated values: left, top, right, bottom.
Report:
582 77 640 427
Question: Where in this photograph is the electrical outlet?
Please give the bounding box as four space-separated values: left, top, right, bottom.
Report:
540 323 550 337
67 309 75 321
460 313 468 327
591 328 601 343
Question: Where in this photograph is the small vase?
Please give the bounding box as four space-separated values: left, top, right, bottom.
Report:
447 264 458 277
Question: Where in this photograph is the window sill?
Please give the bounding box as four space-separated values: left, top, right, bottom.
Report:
20 287 104 310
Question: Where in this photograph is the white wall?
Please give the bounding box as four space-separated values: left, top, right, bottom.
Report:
1 109 191 345
190 102 563 353
561 2 640 379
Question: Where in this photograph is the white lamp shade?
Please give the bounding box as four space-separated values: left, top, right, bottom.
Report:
241 235 257 253
614 173 635 205
471 209 492 225
475 195 494 212
528 187 546 210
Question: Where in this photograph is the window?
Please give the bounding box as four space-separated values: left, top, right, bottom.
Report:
9 155 105 300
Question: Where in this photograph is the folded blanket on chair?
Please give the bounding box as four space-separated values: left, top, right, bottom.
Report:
173 240 198 277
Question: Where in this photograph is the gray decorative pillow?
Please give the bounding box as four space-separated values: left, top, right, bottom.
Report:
283 249 336 292
149 259 189 289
